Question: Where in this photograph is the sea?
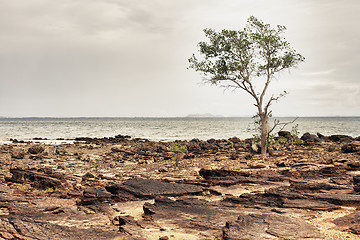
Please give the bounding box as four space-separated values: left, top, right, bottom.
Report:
0 117 359 144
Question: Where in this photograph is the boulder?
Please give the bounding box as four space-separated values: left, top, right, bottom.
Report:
300 132 320 143
341 143 359 153
11 151 25 159
28 145 44 154
81 187 113 205
228 137 241 143
329 135 354 142
278 131 292 139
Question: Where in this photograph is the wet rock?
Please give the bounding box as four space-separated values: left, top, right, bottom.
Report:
28 145 44 154
7 168 70 190
341 143 359 153
222 213 322 240
333 212 360 235
329 134 354 142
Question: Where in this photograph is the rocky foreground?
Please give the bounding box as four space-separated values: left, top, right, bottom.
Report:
0 132 360 240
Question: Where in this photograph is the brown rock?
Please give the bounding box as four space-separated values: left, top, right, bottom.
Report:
341 143 359 153
222 213 322 240
7 168 70 190
11 151 25 159
333 212 360 235
28 145 44 154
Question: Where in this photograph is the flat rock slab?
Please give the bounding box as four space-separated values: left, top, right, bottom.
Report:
113 178 204 198
142 197 243 238
0 216 125 240
333 212 360 235
223 213 322 240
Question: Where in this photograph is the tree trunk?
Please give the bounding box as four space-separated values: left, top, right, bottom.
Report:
260 114 269 158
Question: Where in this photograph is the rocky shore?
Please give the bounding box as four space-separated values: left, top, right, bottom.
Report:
0 132 360 239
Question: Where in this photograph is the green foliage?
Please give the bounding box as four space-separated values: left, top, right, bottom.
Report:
189 16 304 157
291 124 300 138
188 16 304 87
92 158 101 172
169 143 188 166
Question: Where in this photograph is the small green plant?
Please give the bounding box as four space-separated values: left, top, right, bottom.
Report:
169 143 188 166
92 158 101 172
291 124 300 138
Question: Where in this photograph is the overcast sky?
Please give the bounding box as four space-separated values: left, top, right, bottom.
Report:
0 0 359 117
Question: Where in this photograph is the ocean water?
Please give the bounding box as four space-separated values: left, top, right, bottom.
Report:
0 117 359 143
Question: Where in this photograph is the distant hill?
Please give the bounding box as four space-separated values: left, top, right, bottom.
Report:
186 113 224 118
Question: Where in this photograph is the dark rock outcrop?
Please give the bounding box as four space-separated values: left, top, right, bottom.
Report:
28 145 44 154
278 131 292 139
301 132 320 144
341 143 359 153
329 135 354 142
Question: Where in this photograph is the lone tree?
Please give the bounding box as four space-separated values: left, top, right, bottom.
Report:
188 16 304 157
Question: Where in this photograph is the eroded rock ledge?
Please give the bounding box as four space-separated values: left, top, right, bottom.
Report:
0 133 359 239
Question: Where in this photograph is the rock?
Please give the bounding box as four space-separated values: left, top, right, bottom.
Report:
306 191 360 205
11 151 25 159
28 145 44 154
55 148 67 155
317 132 327 139
281 199 340 211
228 137 241 143
7 168 70 190
222 213 322 240
300 132 320 144
0 216 124 240
81 187 113 205
341 143 359 153
117 178 204 199
199 169 249 178
142 197 243 238
329 134 354 142
353 175 360 192
333 212 360 235
278 131 292 139
82 172 95 181
199 168 271 186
